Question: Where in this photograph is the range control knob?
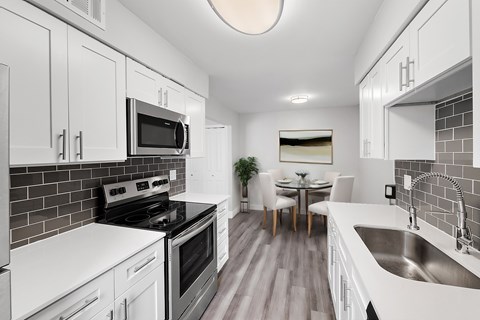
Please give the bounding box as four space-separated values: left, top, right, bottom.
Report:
152 180 160 187
118 187 126 194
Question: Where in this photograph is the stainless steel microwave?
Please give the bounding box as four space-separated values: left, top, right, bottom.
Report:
127 98 190 156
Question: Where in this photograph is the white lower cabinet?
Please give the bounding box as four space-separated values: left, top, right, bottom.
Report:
29 270 114 320
216 199 229 271
328 218 367 320
30 240 165 320
114 265 165 320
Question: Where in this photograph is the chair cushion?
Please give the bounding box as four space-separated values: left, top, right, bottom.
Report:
274 195 296 210
308 201 328 216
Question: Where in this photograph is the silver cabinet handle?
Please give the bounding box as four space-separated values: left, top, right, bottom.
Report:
164 90 168 108
340 275 344 301
330 248 335 266
158 88 163 106
122 298 128 320
59 129 67 160
108 310 113 320
399 61 408 91
406 56 415 87
58 296 99 320
76 131 84 160
343 282 351 311
367 140 371 157
134 256 156 273
399 61 403 91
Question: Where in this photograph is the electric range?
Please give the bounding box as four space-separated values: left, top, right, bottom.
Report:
99 175 218 320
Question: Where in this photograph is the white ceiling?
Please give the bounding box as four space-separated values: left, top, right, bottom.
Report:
119 0 383 113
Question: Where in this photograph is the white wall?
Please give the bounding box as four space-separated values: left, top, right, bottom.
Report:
239 106 396 210
205 98 241 216
25 0 209 97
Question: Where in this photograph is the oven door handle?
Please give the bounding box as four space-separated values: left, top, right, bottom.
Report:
172 213 216 248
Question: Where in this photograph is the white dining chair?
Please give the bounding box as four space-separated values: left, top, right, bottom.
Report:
267 168 298 198
259 172 297 237
307 176 354 237
309 171 341 202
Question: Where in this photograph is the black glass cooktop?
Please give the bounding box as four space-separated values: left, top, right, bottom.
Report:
100 194 216 238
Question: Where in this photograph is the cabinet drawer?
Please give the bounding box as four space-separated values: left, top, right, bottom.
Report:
217 236 229 271
30 270 114 320
114 240 164 298
217 213 228 240
217 200 227 217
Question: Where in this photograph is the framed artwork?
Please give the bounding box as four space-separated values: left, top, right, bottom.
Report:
279 129 333 164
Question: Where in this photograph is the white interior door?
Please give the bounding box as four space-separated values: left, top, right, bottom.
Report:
67 26 126 162
1 3 69 165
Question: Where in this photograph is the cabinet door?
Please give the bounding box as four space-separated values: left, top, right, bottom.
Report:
126 58 164 106
114 265 165 320
0 1 69 165
163 79 186 114
359 77 371 159
410 0 471 87
67 27 127 162
185 92 206 158
474 0 480 168
91 304 114 320
369 64 385 159
382 31 411 105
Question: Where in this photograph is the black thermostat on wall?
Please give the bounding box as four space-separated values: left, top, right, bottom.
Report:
385 184 396 199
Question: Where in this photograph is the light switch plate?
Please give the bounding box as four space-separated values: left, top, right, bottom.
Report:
170 169 177 181
404 174 412 190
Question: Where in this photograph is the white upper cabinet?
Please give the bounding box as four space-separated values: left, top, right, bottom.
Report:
1 1 69 165
381 31 412 105
68 27 126 163
126 58 164 107
163 79 186 114
360 63 384 159
185 92 206 158
409 0 471 88
474 0 480 168
126 57 186 114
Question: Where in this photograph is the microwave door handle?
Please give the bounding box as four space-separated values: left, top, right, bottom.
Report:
177 118 187 154
172 213 216 248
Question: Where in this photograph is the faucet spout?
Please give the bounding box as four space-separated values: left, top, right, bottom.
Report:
407 172 473 253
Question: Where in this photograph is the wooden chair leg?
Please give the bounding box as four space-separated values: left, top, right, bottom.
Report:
293 206 297 232
308 212 313 237
279 209 283 225
273 209 278 237
263 206 267 229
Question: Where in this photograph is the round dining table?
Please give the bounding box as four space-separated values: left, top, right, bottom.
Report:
274 180 333 216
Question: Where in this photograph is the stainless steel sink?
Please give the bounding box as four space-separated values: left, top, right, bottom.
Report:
355 226 480 289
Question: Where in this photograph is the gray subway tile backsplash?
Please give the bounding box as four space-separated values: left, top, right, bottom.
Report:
9 156 186 248
395 90 480 250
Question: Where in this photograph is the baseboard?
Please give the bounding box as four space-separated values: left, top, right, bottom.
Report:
229 206 240 219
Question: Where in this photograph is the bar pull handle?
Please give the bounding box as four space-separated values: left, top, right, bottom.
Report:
122 298 128 320
164 90 168 108
59 129 67 160
340 275 345 301
406 56 415 87
58 296 99 320
76 131 84 160
158 88 163 106
133 256 156 273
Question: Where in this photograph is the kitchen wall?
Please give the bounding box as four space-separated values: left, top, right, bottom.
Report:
9 157 185 249
240 105 385 211
395 90 480 249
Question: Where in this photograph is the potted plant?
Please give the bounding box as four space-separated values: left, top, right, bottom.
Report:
234 156 259 199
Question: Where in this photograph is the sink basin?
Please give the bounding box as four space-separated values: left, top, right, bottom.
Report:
355 226 480 289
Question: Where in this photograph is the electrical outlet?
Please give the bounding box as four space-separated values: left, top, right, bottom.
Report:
404 174 412 190
170 169 177 181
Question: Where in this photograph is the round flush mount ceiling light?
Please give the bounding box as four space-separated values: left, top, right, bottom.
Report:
207 0 284 35
290 95 309 104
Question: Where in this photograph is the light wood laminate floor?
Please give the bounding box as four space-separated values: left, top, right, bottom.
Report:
201 210 335 320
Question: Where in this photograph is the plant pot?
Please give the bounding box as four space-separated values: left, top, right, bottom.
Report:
241 184 248 199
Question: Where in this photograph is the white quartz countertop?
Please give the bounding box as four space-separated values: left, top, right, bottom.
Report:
327 202 480 320
170 192 229 205
9 223 165 320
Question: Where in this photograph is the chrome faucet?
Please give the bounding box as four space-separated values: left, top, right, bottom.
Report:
408 172 473 254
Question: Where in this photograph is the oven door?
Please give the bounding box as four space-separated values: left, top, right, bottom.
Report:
169 213 217 320
127 98 190 156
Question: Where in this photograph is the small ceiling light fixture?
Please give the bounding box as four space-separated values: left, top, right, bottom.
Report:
290 95 309 104
207 0 284 35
